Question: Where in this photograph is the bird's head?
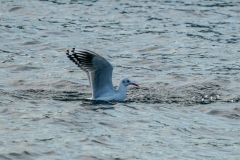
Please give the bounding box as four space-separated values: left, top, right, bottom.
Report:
121 78 139 87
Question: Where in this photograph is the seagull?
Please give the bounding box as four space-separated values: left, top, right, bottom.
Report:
66 48 139 101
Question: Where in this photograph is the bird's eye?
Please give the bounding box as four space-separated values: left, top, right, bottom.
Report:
127 80 129 83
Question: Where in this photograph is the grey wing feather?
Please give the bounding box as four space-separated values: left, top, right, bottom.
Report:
66 48 115 98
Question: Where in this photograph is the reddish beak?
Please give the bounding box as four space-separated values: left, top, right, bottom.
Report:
131 83 139 87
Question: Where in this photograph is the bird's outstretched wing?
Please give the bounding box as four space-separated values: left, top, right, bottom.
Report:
66 48 115 99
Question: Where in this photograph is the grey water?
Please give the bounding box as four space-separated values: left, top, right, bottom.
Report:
0 0 240 159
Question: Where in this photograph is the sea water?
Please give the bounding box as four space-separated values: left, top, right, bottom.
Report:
0 0 240 159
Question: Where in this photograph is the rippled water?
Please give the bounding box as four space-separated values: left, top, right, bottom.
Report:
1 0 240 159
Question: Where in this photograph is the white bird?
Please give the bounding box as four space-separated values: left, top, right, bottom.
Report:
66 48 139 101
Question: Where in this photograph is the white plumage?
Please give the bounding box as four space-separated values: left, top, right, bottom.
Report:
66 48 138 101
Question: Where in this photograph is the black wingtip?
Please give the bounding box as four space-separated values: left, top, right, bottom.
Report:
71 48 75 52
66 49 70 55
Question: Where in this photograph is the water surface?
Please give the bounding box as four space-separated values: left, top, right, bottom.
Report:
0 0 240 159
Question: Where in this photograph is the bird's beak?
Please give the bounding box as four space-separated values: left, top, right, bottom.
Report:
131 83 139 87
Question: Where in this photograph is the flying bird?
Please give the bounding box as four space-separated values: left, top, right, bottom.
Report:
66 48 138 101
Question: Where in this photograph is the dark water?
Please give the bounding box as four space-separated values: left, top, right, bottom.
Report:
1 0 240 159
